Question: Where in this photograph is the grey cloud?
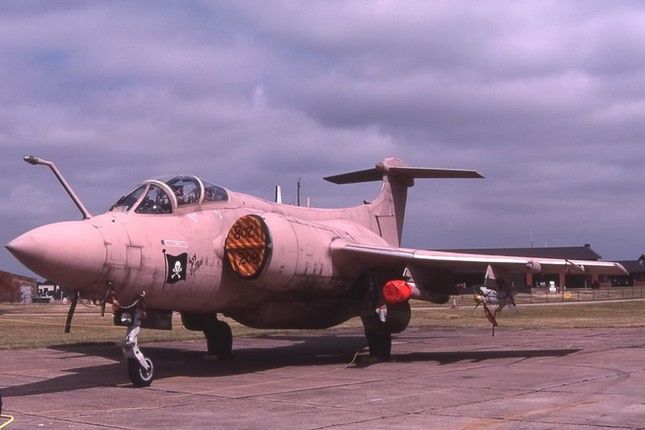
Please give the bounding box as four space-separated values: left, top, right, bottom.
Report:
2 1 645 276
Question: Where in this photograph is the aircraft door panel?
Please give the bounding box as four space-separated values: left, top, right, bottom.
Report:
93 217 129 268
91 214 133 298
126 246 142 269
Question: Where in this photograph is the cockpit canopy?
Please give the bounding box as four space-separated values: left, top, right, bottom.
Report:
110 175 228 214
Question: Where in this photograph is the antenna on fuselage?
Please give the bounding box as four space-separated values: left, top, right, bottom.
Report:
274 185 283 203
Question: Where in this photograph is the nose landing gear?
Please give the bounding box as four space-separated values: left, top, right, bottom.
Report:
123 317 154 387
118 293 154 387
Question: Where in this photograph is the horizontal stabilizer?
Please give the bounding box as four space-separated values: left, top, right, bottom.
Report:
324 165 483 184
324 168 382 184
390 166 483 179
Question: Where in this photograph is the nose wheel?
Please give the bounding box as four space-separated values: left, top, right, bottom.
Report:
128 357 154 387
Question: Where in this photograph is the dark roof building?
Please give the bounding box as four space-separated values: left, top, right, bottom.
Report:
613 255 645 287
0 270 37 303
617 255 645 273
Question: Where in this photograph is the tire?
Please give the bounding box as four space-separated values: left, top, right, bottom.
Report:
205 320 233 358
365 329 392 358
128 357 154 387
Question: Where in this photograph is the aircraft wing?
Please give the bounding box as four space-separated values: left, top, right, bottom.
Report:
330 241 628 276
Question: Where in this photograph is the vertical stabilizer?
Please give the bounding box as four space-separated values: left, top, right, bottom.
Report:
324 158 483 246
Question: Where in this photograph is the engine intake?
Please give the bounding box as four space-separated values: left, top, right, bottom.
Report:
224 213 341 292
224 214 271 279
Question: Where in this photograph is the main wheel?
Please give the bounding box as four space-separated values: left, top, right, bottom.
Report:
128 357 154 387
205 320 233 359
365 329 392 359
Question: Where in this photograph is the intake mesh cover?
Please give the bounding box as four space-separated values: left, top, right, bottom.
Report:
224 214 271 278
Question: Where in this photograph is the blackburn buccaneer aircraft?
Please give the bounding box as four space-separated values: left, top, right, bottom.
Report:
6 156 626 386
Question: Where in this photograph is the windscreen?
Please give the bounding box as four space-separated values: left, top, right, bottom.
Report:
135 184 172 214
110 185 146 212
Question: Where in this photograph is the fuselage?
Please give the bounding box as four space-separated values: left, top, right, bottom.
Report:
7 176 395 329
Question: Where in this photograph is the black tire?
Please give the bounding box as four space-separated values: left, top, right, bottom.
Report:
128 357 154 387
384 302 411 334
205 320 233 358
365 329 392 358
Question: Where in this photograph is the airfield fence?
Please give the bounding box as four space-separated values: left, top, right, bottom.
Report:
454 286 645 305
522 286 645 304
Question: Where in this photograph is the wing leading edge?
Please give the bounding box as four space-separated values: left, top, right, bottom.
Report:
330 241 628 276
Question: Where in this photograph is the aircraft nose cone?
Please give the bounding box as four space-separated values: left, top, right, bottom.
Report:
6 221 106 289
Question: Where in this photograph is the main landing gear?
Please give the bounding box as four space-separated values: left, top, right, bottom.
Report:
359 273 412 360
204 319 233 359
361 309 392 359
179 312 233 360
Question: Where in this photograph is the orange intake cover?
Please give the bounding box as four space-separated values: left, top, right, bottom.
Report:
224 214 271 278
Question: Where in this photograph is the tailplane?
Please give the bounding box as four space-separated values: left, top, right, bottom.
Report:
324 158 483 246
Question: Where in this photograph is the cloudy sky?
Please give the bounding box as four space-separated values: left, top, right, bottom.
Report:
1 1 644 278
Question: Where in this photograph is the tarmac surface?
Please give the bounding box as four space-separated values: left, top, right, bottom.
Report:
1 326 645 429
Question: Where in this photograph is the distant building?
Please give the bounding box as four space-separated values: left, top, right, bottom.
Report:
444 244 608 289
611 255 645 287
0 270 38 303
37 281 63 301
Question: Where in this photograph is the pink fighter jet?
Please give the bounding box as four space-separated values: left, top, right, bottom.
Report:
6 156 626 386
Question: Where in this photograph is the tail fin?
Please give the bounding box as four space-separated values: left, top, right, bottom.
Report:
324 158 483 246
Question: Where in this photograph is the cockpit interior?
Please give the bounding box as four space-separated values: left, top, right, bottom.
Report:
110 175 228 214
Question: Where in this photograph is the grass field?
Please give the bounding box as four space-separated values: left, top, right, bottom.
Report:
2 299 645 349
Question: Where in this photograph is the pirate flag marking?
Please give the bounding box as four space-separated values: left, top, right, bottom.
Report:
165 252 188 284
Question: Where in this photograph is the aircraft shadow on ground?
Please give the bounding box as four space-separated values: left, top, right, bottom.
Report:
384 348 581 366
3 334 581 398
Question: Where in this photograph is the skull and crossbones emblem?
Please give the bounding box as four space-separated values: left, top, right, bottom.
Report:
165 252 188 284
171 261 183 279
